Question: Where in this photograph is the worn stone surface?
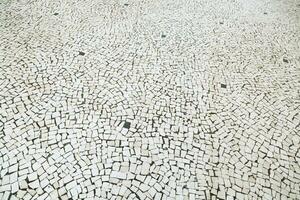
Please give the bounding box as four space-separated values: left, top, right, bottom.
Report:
0 0 300 199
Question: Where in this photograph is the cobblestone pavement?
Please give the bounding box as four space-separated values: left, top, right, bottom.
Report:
1 0 300 199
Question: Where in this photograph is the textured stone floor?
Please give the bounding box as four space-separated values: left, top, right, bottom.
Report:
0 0 300 199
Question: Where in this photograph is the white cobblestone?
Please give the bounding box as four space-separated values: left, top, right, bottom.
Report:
0 0 300 199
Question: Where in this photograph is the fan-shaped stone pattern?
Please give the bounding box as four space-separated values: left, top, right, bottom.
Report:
0 0 300 199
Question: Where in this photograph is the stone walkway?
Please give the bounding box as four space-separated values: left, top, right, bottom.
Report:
0 0 300 199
